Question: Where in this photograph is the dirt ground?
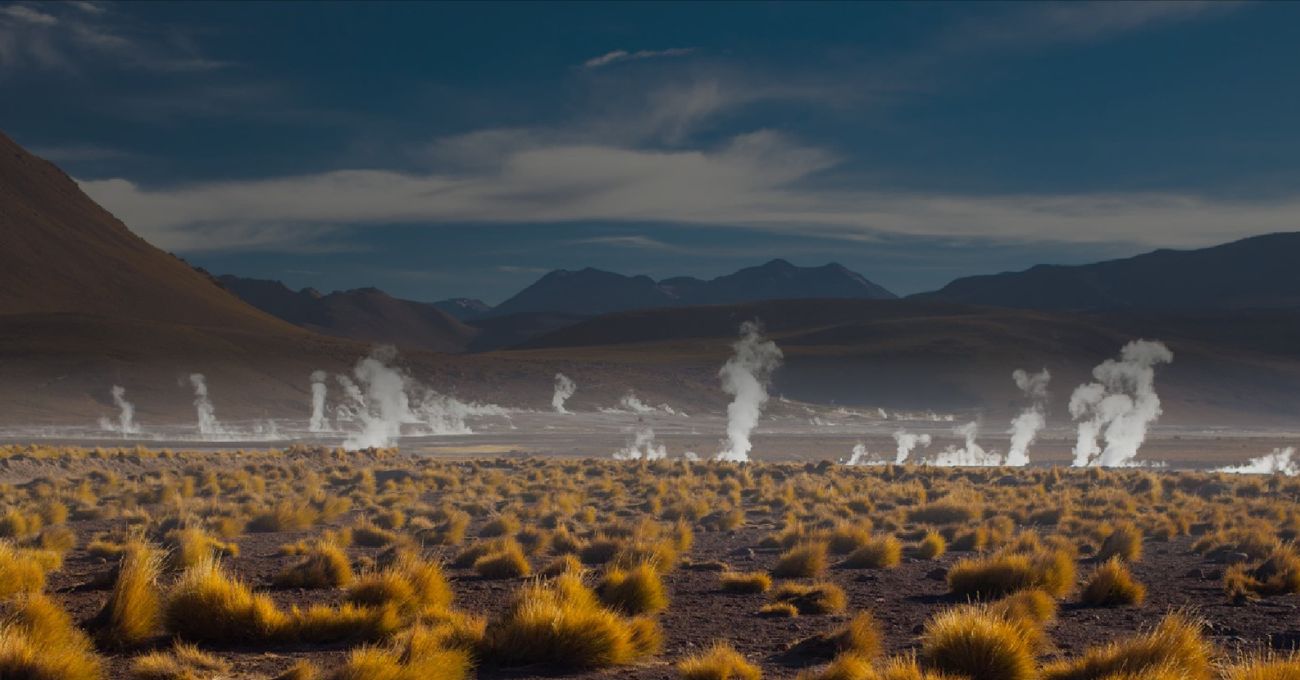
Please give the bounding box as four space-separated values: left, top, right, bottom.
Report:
13 450 1297 680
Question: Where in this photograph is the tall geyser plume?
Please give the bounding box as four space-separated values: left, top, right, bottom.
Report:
716 321 783 462
189 373 223 437
1005 368 1050 467
613 426 667 461
342 346 411 450
98 385 139 435
1070 340 1173 467
552 373 576 414
892 429 933 464
309 370 329 432
1217 447 1298 476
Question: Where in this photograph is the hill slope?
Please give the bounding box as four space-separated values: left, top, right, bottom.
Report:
0 132 301 332
916 233 1300 311
219 276 476 353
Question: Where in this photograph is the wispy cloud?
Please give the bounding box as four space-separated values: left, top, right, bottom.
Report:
571 235 683 252
0 2 230 74
1 5 57 26
583 47 694 69
80 126 1300 254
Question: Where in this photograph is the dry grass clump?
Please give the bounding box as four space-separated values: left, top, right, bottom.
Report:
95 540 163 648
276 541 354 588
166 526 238 571
843 536 902 569
795 652 876 680
1095 522 1143 562
1222 655 1300 680
770 582 847 615
791 611 883 661
164 557 289 642
720 571 772 594
0 593 104 680
1080 558 1146 607
290 602 403 643
1040 613 1211 680
759 602 800 618
347 552 453 615
773 542 829 578
826 523 874 555
472 542 531 579
678 641 762 680
916 531 947 560
274 661 321 680
480 573 661 668
326 623 473 680
1219 546 1300 603
352 521 400 548
129 642 230 680
248 502 318 532
540 553 584 578
947 549 1075 599
919 607 1037 680
0 541 47 599
599 563 669 615
909 500 982 525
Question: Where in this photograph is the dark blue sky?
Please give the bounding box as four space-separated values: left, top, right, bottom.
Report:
4 1 1299 303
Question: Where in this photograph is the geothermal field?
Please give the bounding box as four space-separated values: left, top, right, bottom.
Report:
2 323 1300 680
7 3 1300 679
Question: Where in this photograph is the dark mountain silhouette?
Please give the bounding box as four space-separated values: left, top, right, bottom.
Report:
218 276 476 353
433 297 493 320
916 233 1300 311
487 259 896 317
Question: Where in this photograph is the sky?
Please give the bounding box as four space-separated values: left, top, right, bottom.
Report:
3 1 1300 304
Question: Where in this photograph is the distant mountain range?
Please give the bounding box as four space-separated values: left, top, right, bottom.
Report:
487 259 896 317
220 259 899 351
916 233 1300 311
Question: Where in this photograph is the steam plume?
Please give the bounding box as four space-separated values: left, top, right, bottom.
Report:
716 321 783 462
1005 368 1050 467
613 426 667 460
552 373 576 413
1070 340 1173 467
1218 447 1298 476
97 385 139 435
892 429 933 464
933 421 1001 466
189 374 224 437
309 370 329 432
846 443 883 466
339 346 504 449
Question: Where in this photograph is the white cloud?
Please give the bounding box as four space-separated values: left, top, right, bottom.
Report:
583 47 694 69
1 5 57 26
79 128 1300 254
0 2 228 74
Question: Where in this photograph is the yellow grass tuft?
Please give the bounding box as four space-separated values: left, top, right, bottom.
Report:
0 594 104 680
844 536 902 569
770 582 847 615
947 549 1075 599
1040 612 1211 680
678 641 762 680
473 542 532 579
481 573 661 668
599 563 669 615
773 542 829 578
720 571 772 594
919 607 1037 680
0 541 47 599
276 541 354 589
164 557 289 643
1080 558 1146 607
1096 522 1143 563
129 642 230 680
96 540 163 648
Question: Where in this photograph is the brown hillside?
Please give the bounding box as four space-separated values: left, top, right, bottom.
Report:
0 131 302 332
